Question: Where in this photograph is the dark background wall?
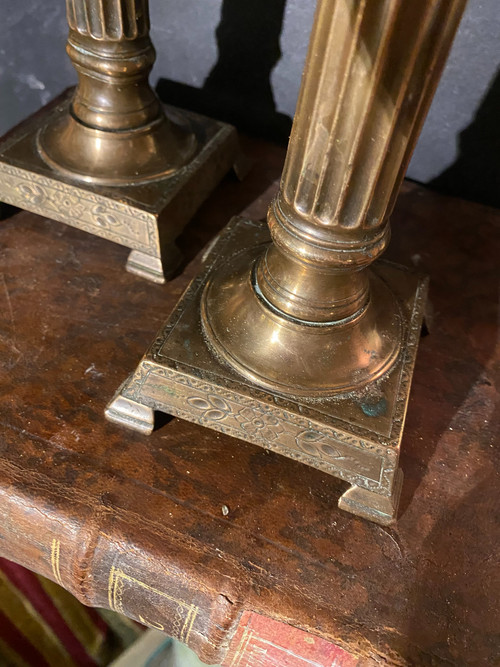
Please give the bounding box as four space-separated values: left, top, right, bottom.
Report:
0 0 498 207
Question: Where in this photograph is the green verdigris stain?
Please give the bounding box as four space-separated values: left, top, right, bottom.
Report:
361 396 388 417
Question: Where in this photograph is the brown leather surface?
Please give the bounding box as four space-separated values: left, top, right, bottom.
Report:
0 138 498 666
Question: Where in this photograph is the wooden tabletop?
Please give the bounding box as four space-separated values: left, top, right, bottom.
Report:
0 137 498 666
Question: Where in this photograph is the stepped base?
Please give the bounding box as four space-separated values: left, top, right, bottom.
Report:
0 88 239 282
106 217 428 524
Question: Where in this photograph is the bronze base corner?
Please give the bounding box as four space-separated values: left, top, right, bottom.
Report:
106 217 428 525
0 89 240 283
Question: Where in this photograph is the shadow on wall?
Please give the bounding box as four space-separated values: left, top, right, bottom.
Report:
156 0 293 144
428 69 500 209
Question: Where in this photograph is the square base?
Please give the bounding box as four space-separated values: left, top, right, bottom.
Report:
0 89 239 283
106 217 428 524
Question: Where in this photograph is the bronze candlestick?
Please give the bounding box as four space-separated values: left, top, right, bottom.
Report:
107 0 466 524
0 0 239 282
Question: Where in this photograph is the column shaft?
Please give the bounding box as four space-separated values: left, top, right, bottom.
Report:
259 0 466 323
66 0 160 131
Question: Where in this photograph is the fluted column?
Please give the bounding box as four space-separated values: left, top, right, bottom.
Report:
38 0 196 184
66 0 160 132
257 0 466 324
202 0 465 395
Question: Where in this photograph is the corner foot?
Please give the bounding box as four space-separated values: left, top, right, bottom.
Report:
126 244 183 283
126 250 166 284
105 392 154 435
338 469 403 526
232 152 253 181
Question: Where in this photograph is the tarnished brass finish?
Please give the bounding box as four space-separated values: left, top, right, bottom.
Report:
202 0 466 394
106 218 428 526
107 0 466 523
0 0 239 282
38 0 196 184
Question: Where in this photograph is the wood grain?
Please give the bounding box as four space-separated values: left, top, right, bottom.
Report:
0 137 498 666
